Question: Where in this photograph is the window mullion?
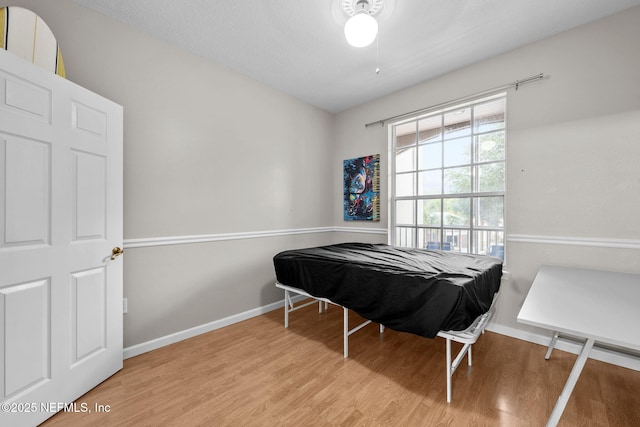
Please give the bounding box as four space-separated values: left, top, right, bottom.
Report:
470 106 476 253
414 121 419 246
439 114 445 246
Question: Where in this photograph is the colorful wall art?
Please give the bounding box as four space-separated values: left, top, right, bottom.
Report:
344 154 380 221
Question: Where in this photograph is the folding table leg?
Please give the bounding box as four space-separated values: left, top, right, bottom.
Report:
545 331 559 360
546 338 595 427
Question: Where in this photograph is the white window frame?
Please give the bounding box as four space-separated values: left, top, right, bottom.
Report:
389 93 506 259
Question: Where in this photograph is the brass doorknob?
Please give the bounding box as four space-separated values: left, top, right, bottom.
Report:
111 247 124 260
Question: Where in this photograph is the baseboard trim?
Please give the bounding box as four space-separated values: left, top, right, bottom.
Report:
125 300 640 372
123 294 307 359
487 323 640 371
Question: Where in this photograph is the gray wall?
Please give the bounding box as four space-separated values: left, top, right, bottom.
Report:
333 7 640 339
10 0 354 348
10 1 640 352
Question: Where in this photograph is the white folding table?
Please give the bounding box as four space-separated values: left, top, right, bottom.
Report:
517 265 640 427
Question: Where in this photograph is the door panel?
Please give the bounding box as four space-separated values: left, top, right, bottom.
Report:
72 150 107 240
0 279 50 400
72 101 107 139
0 49 123 427
71 267 107 364
1 71 52 123
1 135 51 246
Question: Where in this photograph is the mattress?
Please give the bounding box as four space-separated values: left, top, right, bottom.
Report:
273 242 503 338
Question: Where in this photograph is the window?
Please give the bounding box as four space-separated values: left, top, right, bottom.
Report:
390 94 506 259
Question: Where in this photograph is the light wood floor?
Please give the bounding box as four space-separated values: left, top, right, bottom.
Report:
42 301 640 426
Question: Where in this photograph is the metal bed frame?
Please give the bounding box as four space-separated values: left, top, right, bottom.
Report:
275 281 498 403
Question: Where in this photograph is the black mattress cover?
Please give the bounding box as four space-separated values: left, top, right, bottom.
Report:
273 242 503 338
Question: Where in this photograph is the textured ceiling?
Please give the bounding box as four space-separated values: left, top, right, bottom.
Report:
73 0 640 113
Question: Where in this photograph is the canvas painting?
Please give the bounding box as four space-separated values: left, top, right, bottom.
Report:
344 154 380 221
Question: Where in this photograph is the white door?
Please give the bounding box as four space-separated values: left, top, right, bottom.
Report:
0 50 123 427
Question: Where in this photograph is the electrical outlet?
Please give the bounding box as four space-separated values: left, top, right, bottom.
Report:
123 298 128 314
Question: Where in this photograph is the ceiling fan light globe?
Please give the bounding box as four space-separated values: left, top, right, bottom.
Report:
344 12 378 47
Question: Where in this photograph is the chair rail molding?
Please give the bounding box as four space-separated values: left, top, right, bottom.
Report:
507 234 640 250
124 231 640 250
124 226 388 249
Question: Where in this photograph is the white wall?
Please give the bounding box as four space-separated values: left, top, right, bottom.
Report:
9 1 640 358
9 0 346 348
333 7 640 346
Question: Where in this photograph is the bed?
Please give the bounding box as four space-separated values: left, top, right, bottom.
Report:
273 242 503 402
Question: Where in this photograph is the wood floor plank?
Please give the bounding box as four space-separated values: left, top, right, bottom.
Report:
41 301 640 426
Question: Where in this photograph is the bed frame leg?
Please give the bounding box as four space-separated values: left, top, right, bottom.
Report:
284 289 290 328
318 300 329 313
343 307 349 358
446 337 452 403
545 331 559 360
